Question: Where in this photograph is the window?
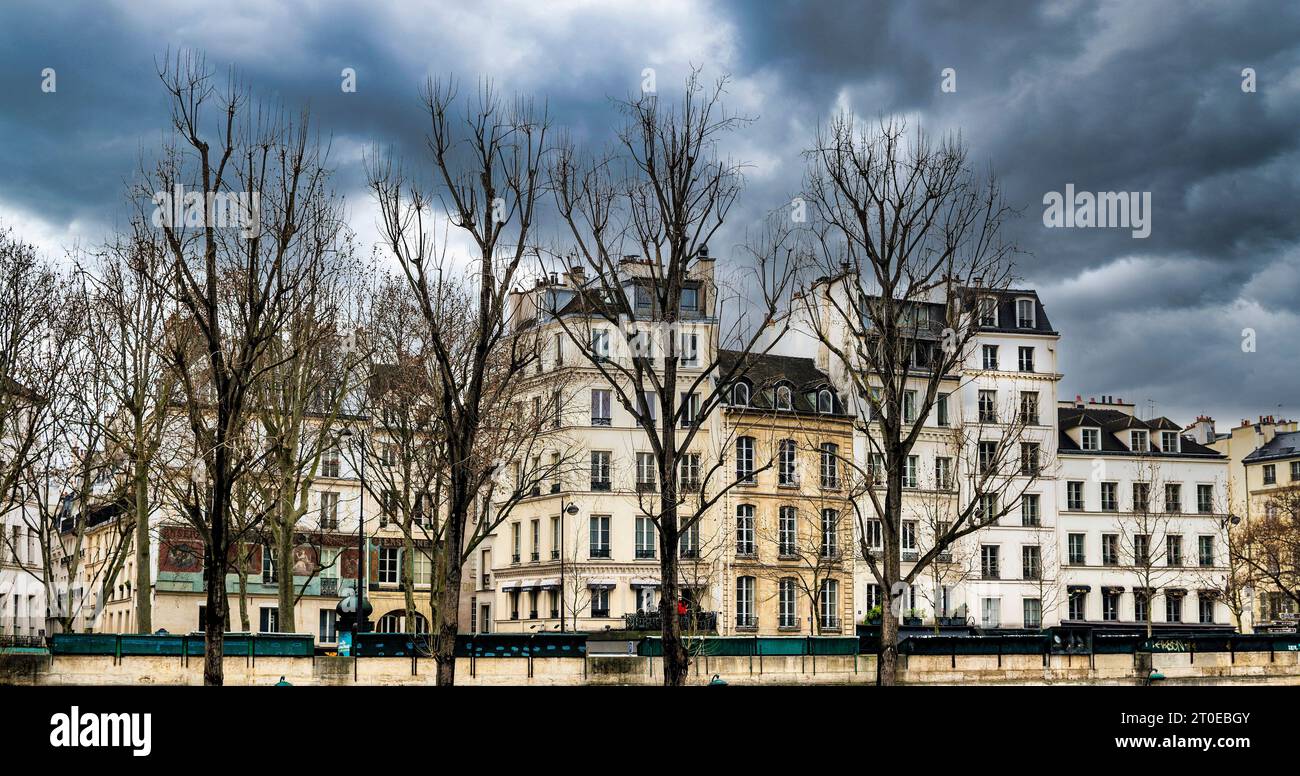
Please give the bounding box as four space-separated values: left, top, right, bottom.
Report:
935 457 952 490
550 518 560 560
1133 534 1150 566
1022 545 1040 580
1017 346 1034 372
978 390 997 423
901 521 918 559
678 453 701 492
590 389 612 426
1101 482 1118 512
819 579 840 630
1068 590 1086 621
868 453 884 482
1021 494 1040 526
591 328 610 361
590 451 611 491
1068 533 1085 565
511 522 521 563
1134 591 1150 622
321 447 340 478
320 491 339 530
978 441 997 474
736 577 756 628
903 390 917 423
679 332 699 367
903 455 918 489
635 586 656 614
775 384 793 410
1160 431 1180 453
635 517 656 559
1292 461 1300 482
590 587 609 618
380 443 398 467
1130 429 1149 452
1165 593 1183 623
736 437 756 483
1164 483 1182 513
778 506 797 556
1198 535 1215 567
554 333 564 366
680 522 700 558
1067 481 1084 510
981 545 1000 579
778 439 797 486
867 386 882 420
319 609 337 643
936 393 949 426
736 504 755 556
982 344 998 370
1016 298 1035 328
259 606 279 634
820 509 839 559
679 392 699 428
1081 428 1100 451
589 516 610 558
1102 534 1119 565
732 381 751 407
821 443 840 489
1102 590 1119 621
865 519 882 551
262 544 276 584
379 547 399 584
531 519 541 562
779 578 797 629
978 297 998 327
1133 482 1150 513
1199 595 1216 624
636 452 657 492
680 286 699 312
1166 535 1183 567
1020 443 1041 475
1019 391 1040 426
1197 484 1214 514
1023 598 1042 629
981 598 1000 628
817 389 834 414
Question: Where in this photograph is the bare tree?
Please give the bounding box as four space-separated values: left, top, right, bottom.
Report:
1236 483 1300 626
1113 456 1183 638
365 78 562 684
548 72 797 686
144 51 350 684
798 117 1033 684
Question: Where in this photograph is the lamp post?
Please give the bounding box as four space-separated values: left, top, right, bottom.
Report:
558 500 580 632
340 429 368 658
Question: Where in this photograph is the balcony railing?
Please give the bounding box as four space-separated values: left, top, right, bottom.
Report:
735 614 758 630
623 611 719 632
592 481 611 492
635 548 656 559
319 578 339 597
591 417 612 427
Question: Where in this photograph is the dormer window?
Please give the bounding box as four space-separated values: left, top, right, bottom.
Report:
978 297 998 327
1081 428 1101 451
1016 298 1036 328
775 385 793 411
817 389 834 414
732 381 751 407
1161 431 1180 453
1130 430 1149 452
680 286 698 312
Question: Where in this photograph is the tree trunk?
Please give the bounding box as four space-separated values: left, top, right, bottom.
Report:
658 498 688 686
433 558 462 686
236 564 250 632
203 549 227 686
878 608 900 686
133 460 151 634
277 521 295 632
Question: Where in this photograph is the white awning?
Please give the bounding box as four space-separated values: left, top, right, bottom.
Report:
587 579 617 588
500 579 523 590
537 577 560 589
630 578 661 588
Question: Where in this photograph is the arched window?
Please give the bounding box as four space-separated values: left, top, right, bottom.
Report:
817 389 834 414
775 384 793 410
732 381 751 406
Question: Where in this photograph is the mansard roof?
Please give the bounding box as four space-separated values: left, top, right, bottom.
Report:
1057 406 1223 458
1242 431 1300 464
717 349 846 415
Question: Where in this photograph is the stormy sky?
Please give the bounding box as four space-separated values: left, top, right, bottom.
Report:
1 0 1296 430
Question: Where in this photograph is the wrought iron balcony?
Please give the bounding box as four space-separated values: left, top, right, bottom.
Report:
319 578 339 597
623 610 718 632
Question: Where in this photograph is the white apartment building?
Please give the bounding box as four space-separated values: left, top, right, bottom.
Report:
1057 396 1231 628
1 505 47 637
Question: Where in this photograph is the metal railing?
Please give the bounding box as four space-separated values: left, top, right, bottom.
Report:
623 611 719 632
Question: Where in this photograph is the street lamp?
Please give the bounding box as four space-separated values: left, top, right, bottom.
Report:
558 501 580 632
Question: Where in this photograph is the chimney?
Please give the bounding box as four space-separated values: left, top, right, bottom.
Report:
1190 415 1216 445
1075 394 1084 409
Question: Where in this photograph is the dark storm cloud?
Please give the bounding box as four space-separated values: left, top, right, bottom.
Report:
0 0 1296 425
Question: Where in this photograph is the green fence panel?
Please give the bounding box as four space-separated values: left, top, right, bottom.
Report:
50 634 117 655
